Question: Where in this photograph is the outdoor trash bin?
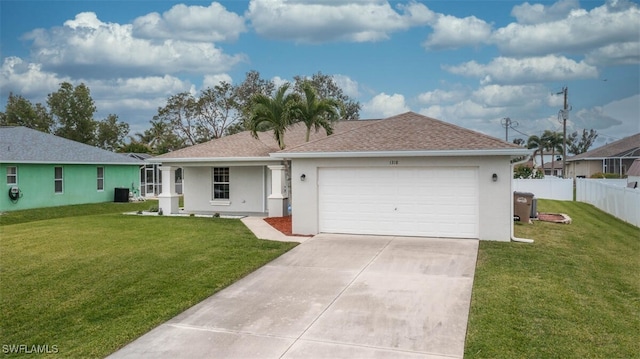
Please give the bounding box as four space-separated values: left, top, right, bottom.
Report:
114 188 129 203
514 191 534 223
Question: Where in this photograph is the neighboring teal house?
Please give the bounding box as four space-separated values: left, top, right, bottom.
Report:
0 126 143 211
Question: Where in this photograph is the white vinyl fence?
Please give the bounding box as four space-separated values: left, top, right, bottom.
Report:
576 179 640 227
512 178 573 200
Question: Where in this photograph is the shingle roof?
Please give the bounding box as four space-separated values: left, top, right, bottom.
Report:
0 126 143 165
567 133 640 161
154 120 378 160
628 159 640 176
278 112 524 154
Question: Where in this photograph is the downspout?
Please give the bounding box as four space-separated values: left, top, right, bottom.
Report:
511 154 535 243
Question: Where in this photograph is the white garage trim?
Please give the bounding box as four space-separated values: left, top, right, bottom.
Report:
318 167 479 238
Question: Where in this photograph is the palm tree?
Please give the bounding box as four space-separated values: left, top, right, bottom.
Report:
542 130 564 176
293 82 341 142
527 134 546 174
248 83 298 150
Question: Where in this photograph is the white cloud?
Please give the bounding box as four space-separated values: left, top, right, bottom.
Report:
492 1 640 56
417 89 466 105
511 0 579 25
24 12 247 79
132 2 246 42
202 74 233 89
362 93 410 118
423 14 492 50
246 0 433 43
585 41 640 66
444 55 598 84
0 57 67 101
331 74 360 98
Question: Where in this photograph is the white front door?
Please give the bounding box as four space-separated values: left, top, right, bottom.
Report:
318 167 479 238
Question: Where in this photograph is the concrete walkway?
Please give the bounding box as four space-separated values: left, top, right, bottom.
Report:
240 217 310 243
109 221 479 359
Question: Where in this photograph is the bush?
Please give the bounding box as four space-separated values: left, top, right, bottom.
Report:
590 172 622 179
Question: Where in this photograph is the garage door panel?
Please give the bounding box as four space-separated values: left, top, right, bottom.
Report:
318 167 479 239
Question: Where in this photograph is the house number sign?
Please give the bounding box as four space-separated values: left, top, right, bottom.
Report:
389 160 399 165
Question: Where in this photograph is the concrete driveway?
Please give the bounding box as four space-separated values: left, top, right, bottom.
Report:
109 234 479 359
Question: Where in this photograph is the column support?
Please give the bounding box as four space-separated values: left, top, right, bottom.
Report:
267 164 288 217
158 165 179 214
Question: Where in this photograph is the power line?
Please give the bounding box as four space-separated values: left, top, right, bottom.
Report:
500 117 519 141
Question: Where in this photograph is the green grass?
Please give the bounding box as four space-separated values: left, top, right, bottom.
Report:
0 201 153 226
465 200 640 358
0 203 297 358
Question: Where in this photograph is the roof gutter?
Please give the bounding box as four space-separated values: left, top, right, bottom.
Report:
147 156 276 163
271 149 533 159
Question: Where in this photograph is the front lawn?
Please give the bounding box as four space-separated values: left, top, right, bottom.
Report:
465 200 639 358
0 204 297 358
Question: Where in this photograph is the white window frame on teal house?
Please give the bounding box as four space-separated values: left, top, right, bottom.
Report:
54 166 63 194
6 166 17 185
97 167 104 191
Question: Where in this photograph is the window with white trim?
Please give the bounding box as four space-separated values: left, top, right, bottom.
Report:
6 166 17 185
54 166 63 194
97 167 104 191
212 167 230 200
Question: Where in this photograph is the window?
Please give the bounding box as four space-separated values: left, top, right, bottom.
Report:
97 167 104 191
54 166 63 193
212 167 230 200
6 166 17 185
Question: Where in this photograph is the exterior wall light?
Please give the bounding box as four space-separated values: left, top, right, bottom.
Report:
300 174 306 181
492 173 498 182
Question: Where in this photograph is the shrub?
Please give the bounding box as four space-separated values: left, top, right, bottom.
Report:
590 172 621 179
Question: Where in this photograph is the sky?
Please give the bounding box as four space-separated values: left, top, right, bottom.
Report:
1 0 639 148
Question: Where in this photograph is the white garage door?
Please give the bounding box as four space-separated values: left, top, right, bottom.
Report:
318 167 479 238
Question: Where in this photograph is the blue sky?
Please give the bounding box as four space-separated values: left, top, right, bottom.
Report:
1 0 638 148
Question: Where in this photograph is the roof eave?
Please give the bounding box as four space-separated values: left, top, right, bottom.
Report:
270 149 533 159
1 160 143 165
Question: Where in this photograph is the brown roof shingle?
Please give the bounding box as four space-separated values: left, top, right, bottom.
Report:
278 112 522 154
154 120 378 159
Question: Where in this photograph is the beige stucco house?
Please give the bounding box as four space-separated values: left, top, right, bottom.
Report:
565 133 640 178
150 112 531 241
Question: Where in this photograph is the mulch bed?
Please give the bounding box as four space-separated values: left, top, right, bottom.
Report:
263 216 313 237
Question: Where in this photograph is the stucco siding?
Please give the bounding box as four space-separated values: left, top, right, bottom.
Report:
290 156 514 241
0 163 139 211
183 166 268 214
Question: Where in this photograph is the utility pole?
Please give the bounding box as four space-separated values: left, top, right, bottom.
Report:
557 87 569 177
500 117 518 142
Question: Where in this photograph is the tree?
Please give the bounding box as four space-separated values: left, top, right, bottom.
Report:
136 118 184 155
0 93 54 133
512 138 525 146
233 70 275 127
293 72 360 120
248 83 298 150
294 81 341 142
567 129 598 155
95 114 130 151
48 82 97 144
154 92 199 146
195 82 241 140
527 134 547 172
542 130 563 175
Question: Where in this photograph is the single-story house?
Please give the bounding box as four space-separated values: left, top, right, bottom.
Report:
0 126 143 211
542 160 563 177
565 133 640 178
150 112 531 241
